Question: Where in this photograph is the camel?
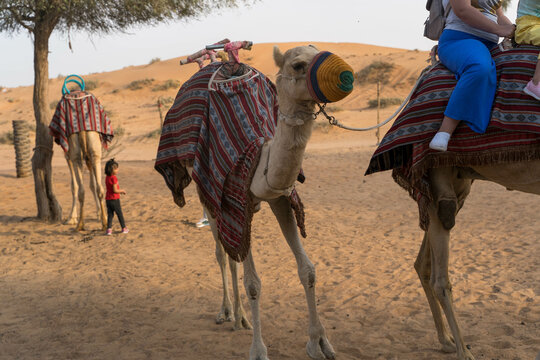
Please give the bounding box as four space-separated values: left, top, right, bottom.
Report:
63 130 107 231
174 45 344 360
50 86 111 231
414 162 540 360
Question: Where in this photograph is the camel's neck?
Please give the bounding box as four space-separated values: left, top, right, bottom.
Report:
265 99 315 191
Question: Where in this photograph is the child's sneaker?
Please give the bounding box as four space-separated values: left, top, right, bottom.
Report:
523 80 540 101
196 218 209 228
121 228 129 234
106 228 112 236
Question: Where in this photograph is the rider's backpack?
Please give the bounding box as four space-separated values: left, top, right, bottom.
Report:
424 0 452 41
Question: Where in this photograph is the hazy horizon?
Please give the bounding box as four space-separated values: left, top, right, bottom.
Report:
0 0 519 88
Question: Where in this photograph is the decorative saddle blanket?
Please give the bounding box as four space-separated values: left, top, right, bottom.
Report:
365 45 540 230
155 62 306 262
49 91 113 152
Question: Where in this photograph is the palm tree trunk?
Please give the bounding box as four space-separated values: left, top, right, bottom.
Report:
31 20 62 222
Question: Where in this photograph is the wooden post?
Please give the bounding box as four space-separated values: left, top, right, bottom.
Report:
12 120 32 178
157 97 164 127
376 80 381 145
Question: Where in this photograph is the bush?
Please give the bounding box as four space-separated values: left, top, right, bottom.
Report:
127 78 155 91
85 80 99 91
356 61 395 85
368 97 403 109
146 128 162 138
0 131 13 145
159 96 174 106
152 79 181 92
103 125 125 158
149 57 161 65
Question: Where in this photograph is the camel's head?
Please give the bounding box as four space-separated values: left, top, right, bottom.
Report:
274 45 354 104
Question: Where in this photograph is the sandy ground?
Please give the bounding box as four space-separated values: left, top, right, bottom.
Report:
0 126 539 360
0 42 538 360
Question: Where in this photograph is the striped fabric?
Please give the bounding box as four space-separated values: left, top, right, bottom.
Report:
365 45 540 230
49 91 113 152
155 63 305 262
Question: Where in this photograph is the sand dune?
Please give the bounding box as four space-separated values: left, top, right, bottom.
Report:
0 42 538 359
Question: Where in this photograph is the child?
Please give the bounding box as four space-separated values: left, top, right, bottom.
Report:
515 0 540 100
104 158 128 235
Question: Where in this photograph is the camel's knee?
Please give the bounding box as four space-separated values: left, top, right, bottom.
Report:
437 199 457 230
299 262 316 289
244 277 261 301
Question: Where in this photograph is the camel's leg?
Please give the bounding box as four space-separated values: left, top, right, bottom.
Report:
85 132 107 230
67 134 85 231
87 163 101 221
64 154 79 225
205 207 251 328
268 197 335 360
242 251 268 360
229 254 252 330
427 204 475 360
414 233 456 353
211 223 234 324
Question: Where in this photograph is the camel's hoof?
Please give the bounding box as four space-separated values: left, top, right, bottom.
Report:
440 334 456 353
215 309 233 324
233 315 252 330
437 199 456 230
64 218 77 225
460 348 476 360
307 337 336 360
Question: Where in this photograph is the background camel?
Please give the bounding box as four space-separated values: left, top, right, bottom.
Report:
415 162 540 360
50 90 112 231
156 45 353 360
63 130 107 231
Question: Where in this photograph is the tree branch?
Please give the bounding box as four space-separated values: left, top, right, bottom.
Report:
4 5 34 31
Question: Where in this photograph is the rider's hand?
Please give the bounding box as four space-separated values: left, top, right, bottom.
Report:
497 24 516 38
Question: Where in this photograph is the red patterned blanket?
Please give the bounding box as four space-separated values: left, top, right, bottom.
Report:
155 63 305 262
49 91 113 152
365 45 540 230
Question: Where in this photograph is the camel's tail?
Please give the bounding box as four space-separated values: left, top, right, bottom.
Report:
78 131 90 163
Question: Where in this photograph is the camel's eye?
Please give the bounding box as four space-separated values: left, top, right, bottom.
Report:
291 61 307 73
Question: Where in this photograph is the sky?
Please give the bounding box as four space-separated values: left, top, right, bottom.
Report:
0 0 519 88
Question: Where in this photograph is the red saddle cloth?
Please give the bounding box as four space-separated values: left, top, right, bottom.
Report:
365 45 540 230
155 63 306 262
49 90 113 152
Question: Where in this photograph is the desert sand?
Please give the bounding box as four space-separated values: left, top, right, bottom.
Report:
0 42 538 360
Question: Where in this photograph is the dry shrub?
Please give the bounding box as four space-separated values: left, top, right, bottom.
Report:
356 61 395 85
0 131 13 145
127 78 155 90
152 79 181 92
368 97 403 109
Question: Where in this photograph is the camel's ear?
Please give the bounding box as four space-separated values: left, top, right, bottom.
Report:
273 46 284 68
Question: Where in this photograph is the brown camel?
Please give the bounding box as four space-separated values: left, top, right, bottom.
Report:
416 162 540 360
178 45 348 360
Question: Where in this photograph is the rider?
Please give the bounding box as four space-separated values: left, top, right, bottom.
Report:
429 0 515 152
515 0 540 100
